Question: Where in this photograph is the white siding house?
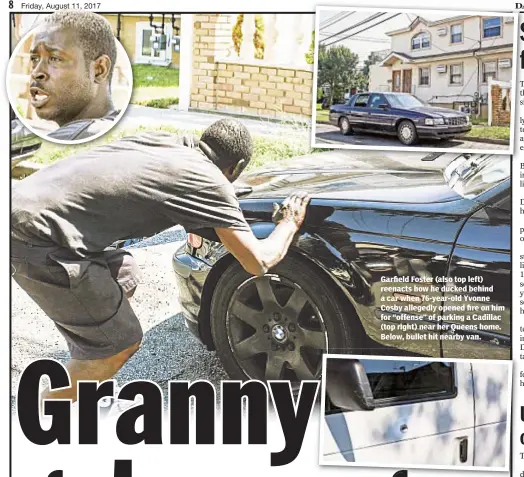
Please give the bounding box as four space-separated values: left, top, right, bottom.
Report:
369 15 515 117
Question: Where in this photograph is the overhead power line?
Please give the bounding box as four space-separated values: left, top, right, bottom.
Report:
320 11 355 30
319 11 344 28
320 12 386 44
319 32 390 43
323 13 402 48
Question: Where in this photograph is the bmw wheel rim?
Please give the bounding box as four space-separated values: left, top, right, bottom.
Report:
225 274 328 382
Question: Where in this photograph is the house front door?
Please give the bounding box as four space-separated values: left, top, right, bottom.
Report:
392 70 401 92
402 69 412 93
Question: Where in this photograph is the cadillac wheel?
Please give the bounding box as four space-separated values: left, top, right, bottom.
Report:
339 116 352 136
209 254 358 383
397 120 419 145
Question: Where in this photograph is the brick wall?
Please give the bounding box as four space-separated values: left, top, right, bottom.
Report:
190 14 313 120
491 84 511 126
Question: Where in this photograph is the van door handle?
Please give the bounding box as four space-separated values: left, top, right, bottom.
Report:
400 424 408 433
459 438 468 463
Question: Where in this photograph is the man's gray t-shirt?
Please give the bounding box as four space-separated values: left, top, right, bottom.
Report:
48 110 120 141
11 131 250 256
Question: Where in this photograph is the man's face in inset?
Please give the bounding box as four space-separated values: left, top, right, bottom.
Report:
29 25 95 126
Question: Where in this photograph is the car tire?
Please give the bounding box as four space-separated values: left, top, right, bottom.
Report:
210 255 362 383
339 116 353 136
397 120 418 145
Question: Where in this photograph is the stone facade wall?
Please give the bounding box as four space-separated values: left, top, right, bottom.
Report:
190 14 313 120
491 84 511 126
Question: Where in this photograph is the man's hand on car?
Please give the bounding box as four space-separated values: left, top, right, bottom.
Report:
216 191 311 277
272 191 311 229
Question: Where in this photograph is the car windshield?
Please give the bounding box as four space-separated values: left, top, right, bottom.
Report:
443 155 509 200
384 94 424 109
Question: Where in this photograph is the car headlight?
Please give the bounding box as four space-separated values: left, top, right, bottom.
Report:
434 118 445 125
424 118 434 126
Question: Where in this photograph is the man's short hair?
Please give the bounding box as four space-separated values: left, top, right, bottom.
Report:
200 119 254 171
44 11 117 82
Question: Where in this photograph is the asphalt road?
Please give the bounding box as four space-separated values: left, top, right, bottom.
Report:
314 123 509 151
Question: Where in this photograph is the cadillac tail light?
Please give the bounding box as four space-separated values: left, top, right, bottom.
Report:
187 233 203 249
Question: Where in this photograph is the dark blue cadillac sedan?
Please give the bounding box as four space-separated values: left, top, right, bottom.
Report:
329 92 472 145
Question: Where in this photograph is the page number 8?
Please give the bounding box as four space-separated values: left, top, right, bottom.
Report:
9 1 14 8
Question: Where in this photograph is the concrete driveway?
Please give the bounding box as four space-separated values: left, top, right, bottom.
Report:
11 227 228 410
314 123 509 151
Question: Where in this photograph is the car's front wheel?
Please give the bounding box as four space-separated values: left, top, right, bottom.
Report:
210 255 360 384
339 116 353 136
397 120 418 145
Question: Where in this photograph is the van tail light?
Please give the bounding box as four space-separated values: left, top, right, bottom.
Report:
187 233 203 249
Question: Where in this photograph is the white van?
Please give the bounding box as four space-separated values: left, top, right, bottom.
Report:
322 357 510 469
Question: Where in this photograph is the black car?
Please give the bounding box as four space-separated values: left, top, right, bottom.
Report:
172 152 510 383
11 109 41 168
329 92 472 145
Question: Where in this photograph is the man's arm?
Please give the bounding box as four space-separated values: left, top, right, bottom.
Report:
215 192 310 277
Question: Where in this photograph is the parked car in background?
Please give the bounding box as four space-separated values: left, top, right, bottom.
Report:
172 151 510 385
11 109 41 168
323 357 510 469
329 92 472 145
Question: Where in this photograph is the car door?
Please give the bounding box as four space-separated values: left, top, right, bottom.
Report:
349 93 371 130
367 93 395 132
440 194 510 360
471 362 510 468
323 360 475 466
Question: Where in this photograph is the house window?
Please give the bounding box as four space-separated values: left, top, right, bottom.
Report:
141 29 153 56
450 24 463 44
450 64 463 85
483 17 502 38
482 61 497 83
412 32 430 50
419 67 430 86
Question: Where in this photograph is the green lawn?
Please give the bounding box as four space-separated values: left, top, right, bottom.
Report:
466 125 510 141
470 116 488 126
130 65 180 107
132 64 180 87
28 123 314 173
316 103 329 122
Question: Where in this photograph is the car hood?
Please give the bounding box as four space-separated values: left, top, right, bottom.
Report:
407 106 467 118
236 151 462 204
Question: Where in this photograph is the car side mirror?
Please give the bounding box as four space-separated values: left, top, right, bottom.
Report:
378 104 389 110
325 359 375 411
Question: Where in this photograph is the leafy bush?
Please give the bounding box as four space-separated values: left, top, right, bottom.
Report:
254 15 265 59
232 14 244 55
305 31 315 65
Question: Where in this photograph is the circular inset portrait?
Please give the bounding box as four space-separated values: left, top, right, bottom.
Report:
7 11 133 144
